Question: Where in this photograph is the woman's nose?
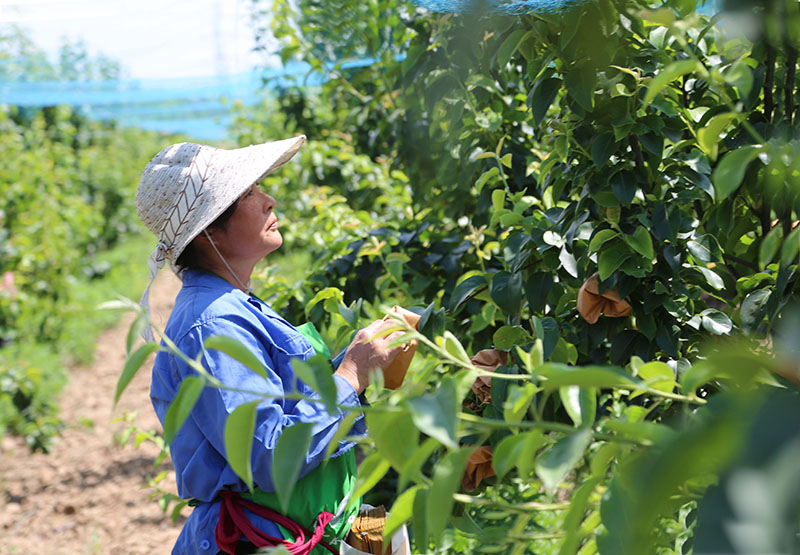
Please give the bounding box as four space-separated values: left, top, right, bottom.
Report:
264 194 276 211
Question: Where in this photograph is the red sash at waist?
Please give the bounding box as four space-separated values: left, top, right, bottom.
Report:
215 490 338 555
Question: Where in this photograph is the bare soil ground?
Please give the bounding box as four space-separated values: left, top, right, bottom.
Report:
0 271 184 554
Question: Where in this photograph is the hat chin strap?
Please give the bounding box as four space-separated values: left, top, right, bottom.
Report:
203 230 254 295
139 242 168 342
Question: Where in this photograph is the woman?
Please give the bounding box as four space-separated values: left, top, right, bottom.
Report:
135 136 404 554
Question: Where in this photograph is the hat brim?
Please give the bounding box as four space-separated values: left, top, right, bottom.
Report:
170 134 306 264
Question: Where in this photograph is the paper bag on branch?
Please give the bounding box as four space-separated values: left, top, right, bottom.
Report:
381 306 420 390
577 273 631 324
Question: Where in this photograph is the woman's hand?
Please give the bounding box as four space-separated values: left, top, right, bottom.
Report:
335 319 407 394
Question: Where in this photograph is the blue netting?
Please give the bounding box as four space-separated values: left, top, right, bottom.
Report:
0 58 379 141
411 0 591 14
412 0 722 14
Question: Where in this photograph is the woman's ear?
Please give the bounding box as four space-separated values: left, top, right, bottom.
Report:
195 229 214 245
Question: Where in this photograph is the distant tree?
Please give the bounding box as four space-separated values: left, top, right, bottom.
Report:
0 25 122 82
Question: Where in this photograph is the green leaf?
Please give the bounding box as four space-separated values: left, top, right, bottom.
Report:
475 166 500 192
643 60 701 107
518 430 548 479
759 226 783 269
565 64 597 111
205 335 268 379
490 271 523 314
530 77 561 125
125 312 148 355
115 342 158 406
164 376 204 444
325 411 359 459
493 325 528 350
524 272 554 312
426 447 473 543
740 289 772 334
625 227 654 259
781 227 800 266
516 340 544 374
598 246 631 281
493 433 528 482
701 309 734 335
225 400 259 492
589 229 619 252
291 356 338 415
440 331 472 366
697 113 739 158
413 487 429 550
632 361 676 398
695 266 725 290
538 363 638 390
503 383 538 424
407 376 459 448
449 274 487 313
687 234 723 264
305 287 343 317
532 316 560 360
559 386 597 427
350 452 391 506
366 410 419 470
600 420 675 443
558 477 603 555
535 428 592 492
495 30 531 68
591 133 617 168
712 145 762 202
398 437 439 492
384 485 421 545
272 421 313 512
491 188 505 211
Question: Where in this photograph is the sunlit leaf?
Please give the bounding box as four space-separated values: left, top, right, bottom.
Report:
205 335 267 379
115 343 158 407
426 447 473 543
759 226 783 269
624 227 654 259
559 386 597 427
272 421 313 512
407 376 459 448
164 376 204 444
712 145 762 202
225 400 259 492
536 428 592 492
643 60 701 107
384 485 421 545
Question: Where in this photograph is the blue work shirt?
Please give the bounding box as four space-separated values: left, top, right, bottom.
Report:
150 270 366 554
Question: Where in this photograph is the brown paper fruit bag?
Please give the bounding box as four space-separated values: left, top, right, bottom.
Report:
381 306 420 389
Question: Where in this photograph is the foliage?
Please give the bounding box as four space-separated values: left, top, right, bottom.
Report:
0 24 122 81
0 99 168 449
117 0 800 551
239 0 800 552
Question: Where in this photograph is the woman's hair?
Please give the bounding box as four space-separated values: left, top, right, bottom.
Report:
175 198 240 271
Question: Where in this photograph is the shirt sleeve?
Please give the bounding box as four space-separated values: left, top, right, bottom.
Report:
171 315 366 493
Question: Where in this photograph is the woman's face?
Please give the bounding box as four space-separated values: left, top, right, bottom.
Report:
211 184 282 263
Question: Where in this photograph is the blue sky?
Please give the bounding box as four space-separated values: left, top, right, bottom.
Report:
0 0 270 79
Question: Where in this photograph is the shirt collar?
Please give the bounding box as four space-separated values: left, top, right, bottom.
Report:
181 269 249 298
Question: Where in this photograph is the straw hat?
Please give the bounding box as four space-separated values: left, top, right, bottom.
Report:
136 135 306 339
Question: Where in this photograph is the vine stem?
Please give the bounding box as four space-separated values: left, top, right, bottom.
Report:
457 413 652 446
453 493 572 513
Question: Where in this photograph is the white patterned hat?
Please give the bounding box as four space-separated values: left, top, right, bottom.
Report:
136 135 306 339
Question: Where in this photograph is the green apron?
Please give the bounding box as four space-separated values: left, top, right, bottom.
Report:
241 322 359 553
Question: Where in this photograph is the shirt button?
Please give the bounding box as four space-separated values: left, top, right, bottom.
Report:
200 539 211 550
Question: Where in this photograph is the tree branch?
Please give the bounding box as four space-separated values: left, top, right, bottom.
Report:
785 46 798 126
765 44 777 122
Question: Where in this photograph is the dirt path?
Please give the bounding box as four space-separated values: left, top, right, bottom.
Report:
0 271 184 555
